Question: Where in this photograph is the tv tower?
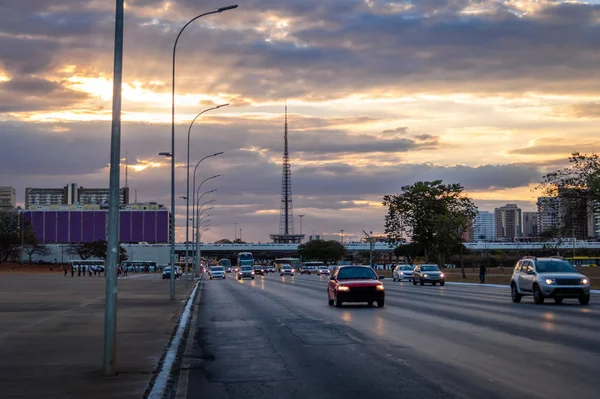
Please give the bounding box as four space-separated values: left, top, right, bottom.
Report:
270 102 304 244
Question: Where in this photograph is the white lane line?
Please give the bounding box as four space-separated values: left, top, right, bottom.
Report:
147 280 200 399
446 281 600 294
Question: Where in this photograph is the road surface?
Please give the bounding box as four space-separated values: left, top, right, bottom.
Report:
185 273 600 399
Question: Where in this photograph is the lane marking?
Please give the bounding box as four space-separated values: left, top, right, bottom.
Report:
147 280 200 399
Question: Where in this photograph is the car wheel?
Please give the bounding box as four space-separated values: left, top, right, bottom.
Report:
440 281 445 286
432 282 437 286
377 299 385 308
252 277 255 280
393 277 396 282
210 276 213 280
367 301 374 307
554 297 563 304
412 279 417 286
420 279 424 286
328 299 334 306
511 283 522 303
335 295 343 308
579 294 590 305
238 277 241 280
533 285 545 305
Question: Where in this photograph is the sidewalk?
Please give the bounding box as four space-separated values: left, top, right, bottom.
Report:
0 273 195 399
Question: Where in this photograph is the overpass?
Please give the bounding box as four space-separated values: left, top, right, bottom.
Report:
33 241 600 264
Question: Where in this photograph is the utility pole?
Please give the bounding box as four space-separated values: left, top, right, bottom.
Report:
103 0 124 376
298 214 304 234
362 229 373 269
240 228 242 242
340 229 344 245
234 222 238 241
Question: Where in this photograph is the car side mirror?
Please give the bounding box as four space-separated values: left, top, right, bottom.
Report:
379 275 385 280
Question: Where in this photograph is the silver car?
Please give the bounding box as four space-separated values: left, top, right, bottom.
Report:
280 264 295 276
393 265 414 281
209 266 226 280
510 256 591 305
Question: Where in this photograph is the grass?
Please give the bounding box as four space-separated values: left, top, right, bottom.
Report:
381 267 600 290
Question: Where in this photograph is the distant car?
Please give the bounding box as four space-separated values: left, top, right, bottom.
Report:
226 267 232 273
328 265 385 308
393 265 414 282
510 256 591 305
265 267 275 273
162 267 178 280
238 266 255 280
280 264 295 276
300 267 311 275
317 266 330 276
209 266 226 280
253 266 265 276
413 265 445 286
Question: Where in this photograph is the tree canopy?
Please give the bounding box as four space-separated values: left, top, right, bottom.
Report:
67 241 128 261
298 240 345 264
383 180 476 266
0 212 21 264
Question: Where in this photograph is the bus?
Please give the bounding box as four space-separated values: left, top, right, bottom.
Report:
565 257 599 267
237 252 254 267
218 258 232 268
121 260 158 272
274 257 301 272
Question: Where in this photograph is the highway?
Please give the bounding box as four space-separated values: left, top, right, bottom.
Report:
185 273 600 399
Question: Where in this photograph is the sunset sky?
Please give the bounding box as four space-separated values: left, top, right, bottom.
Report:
1 0 600 242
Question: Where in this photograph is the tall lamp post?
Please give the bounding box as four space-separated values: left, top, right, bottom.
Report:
169 4 238 299
362 229 374 269
195 195 217 274
104 0 124 376
158 151 176 299
188 153 223 279
192 176 220 274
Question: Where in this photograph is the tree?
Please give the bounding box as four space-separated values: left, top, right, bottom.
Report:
67 241 128 261
298 240 346 264
383 180 477 269
215 238 233 244
394 242 423 265
0 212 21 265
20 221 51 263
538 152 600 238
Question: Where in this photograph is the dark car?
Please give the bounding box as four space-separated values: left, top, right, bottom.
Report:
253 266 265 276
328 266 385 308
238 266 255 280
413 265 445 286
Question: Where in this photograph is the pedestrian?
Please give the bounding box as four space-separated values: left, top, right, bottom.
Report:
479 263 487 284
88 267 92 277
64 267 68 277
71 266 75 277
77 266 81 277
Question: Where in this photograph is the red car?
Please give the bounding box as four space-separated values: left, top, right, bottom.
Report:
328 266 385 308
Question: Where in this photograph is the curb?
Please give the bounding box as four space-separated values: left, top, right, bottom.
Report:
446 281 600 294
147 279 200 399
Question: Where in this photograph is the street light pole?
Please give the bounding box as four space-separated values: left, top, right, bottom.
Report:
185 109 226 284
362 229 374 269
170 4 238 300
190 153 222 278
195 194 217 274
340 229 344 245
103 0 124 376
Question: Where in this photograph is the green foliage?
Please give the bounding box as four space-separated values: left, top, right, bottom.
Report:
0 212 21 264
383 180 477 263
67 241 128 261
394 242 424 265
298 240 346 264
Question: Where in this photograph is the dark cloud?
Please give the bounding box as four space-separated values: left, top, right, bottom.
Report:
0 77 90 112
553 103 600 119
507 137 600 156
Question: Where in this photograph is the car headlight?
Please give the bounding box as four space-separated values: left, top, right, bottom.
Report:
440 273 445 278
292 269 296 272
251 271 255 274
376 284 385 291
582 278 589 285
400 272 404 275
338 286 350 292
545 278 556 285
423 274 429 278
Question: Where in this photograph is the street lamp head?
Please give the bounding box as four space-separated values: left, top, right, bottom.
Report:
218 5 238 12
159 152 172 157
179 196 187 200
216 103 229 109
213 151 224 157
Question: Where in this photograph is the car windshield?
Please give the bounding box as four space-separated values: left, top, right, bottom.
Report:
241 266 252 271
212 267 224 272
337 267 377 280
282 265 291 269
420 266 440 271
400 266 413 271
319 267 328 270
536 260 577 273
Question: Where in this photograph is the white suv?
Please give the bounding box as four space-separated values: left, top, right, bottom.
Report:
510 256 591 305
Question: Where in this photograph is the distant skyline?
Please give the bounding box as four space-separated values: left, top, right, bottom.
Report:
1 1 598 242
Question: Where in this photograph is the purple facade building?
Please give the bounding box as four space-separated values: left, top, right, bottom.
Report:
22 210 170 244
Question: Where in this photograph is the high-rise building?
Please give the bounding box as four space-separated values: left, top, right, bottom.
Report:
0 186 16 212
270 104 304 244
494 204 522 241
25 183 129 209
537 197 559 235
522 212 539 238
472 211 494 241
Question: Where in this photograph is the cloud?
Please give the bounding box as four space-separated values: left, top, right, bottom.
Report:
507 137 600 156
553 103 600 119
0 77 90 112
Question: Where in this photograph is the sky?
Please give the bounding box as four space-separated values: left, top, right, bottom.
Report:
1 0 600 243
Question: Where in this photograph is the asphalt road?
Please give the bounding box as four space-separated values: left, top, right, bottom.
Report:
186 273 600 399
